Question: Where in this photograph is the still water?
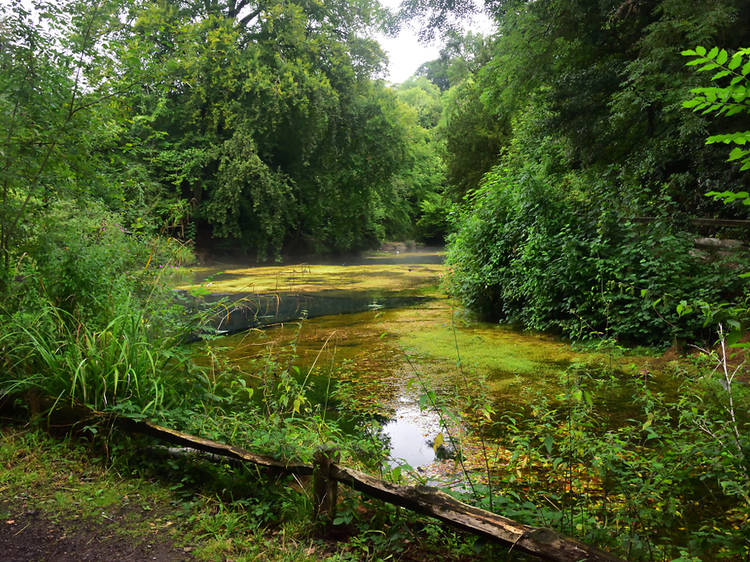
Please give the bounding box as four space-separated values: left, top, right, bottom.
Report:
177 248 609 472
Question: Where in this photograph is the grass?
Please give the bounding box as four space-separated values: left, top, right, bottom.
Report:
0 427 325 560
0 425 502 561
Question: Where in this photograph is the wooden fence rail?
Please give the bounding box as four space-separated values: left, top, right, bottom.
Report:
632 216 750 228
123 419 622 562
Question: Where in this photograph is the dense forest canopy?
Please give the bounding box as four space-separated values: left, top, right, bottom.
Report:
0 0 449 272
1 0 748 342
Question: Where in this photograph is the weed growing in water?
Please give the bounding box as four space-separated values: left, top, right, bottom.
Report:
398 318 748 559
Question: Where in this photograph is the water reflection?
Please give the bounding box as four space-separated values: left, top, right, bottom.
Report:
381 398 442 468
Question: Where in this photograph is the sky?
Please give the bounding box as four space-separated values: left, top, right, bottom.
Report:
376 0 496 84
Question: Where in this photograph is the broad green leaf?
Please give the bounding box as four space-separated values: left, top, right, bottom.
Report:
726 330 742 346
696 45 707 56
716 49 728 65
433 432 444 453
543 434 553 455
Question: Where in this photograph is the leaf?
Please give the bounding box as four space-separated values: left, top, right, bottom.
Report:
716 49 728 65
433 432 444 453
707 47 719 59
696 46 707 56
726 330 742 346
731 87 747 102
729 147 746 161
543 434 553 455
729 54 743 70
391 466 401 481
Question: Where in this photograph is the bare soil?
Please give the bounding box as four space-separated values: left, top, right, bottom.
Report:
0 501 192 562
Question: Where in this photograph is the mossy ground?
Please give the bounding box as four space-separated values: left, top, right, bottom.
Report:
0 427 318 560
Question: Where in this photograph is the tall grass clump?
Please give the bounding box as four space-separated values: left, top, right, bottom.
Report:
0 200 198 423
1 301 188 418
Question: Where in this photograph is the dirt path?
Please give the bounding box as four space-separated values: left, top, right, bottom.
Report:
0 501 192 562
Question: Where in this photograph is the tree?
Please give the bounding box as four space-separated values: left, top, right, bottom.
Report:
118 0 421 257
0 0 127 279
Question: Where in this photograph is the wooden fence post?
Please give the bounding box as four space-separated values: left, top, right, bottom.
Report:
312 446 339 525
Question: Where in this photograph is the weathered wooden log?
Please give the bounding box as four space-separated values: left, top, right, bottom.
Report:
120 419 314 475
330 464 622 562
694 237 745 250
312 447 340 524
117 418 621 561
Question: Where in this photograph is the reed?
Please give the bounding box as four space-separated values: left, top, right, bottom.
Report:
0 297 188 418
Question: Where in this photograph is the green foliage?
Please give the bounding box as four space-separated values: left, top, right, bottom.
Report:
390 80 451 242
415 31 489 91
490 352 750 559
0 200 200 421
438 77 508 198
116 0 423 258
0 0 126 276
438 0 750 344
683 46 750 205
1 302 186 418
446 100 749 344
415 191 453 243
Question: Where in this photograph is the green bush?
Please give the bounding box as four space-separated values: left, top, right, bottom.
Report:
446 105 748 345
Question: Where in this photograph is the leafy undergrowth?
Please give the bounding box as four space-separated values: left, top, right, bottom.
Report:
0 426 508 561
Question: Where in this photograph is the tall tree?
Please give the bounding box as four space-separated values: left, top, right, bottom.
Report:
119 0 421 257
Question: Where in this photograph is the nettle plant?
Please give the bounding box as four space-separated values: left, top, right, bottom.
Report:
682 46 750 205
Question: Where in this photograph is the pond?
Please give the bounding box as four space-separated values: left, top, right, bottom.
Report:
175 248 630 479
